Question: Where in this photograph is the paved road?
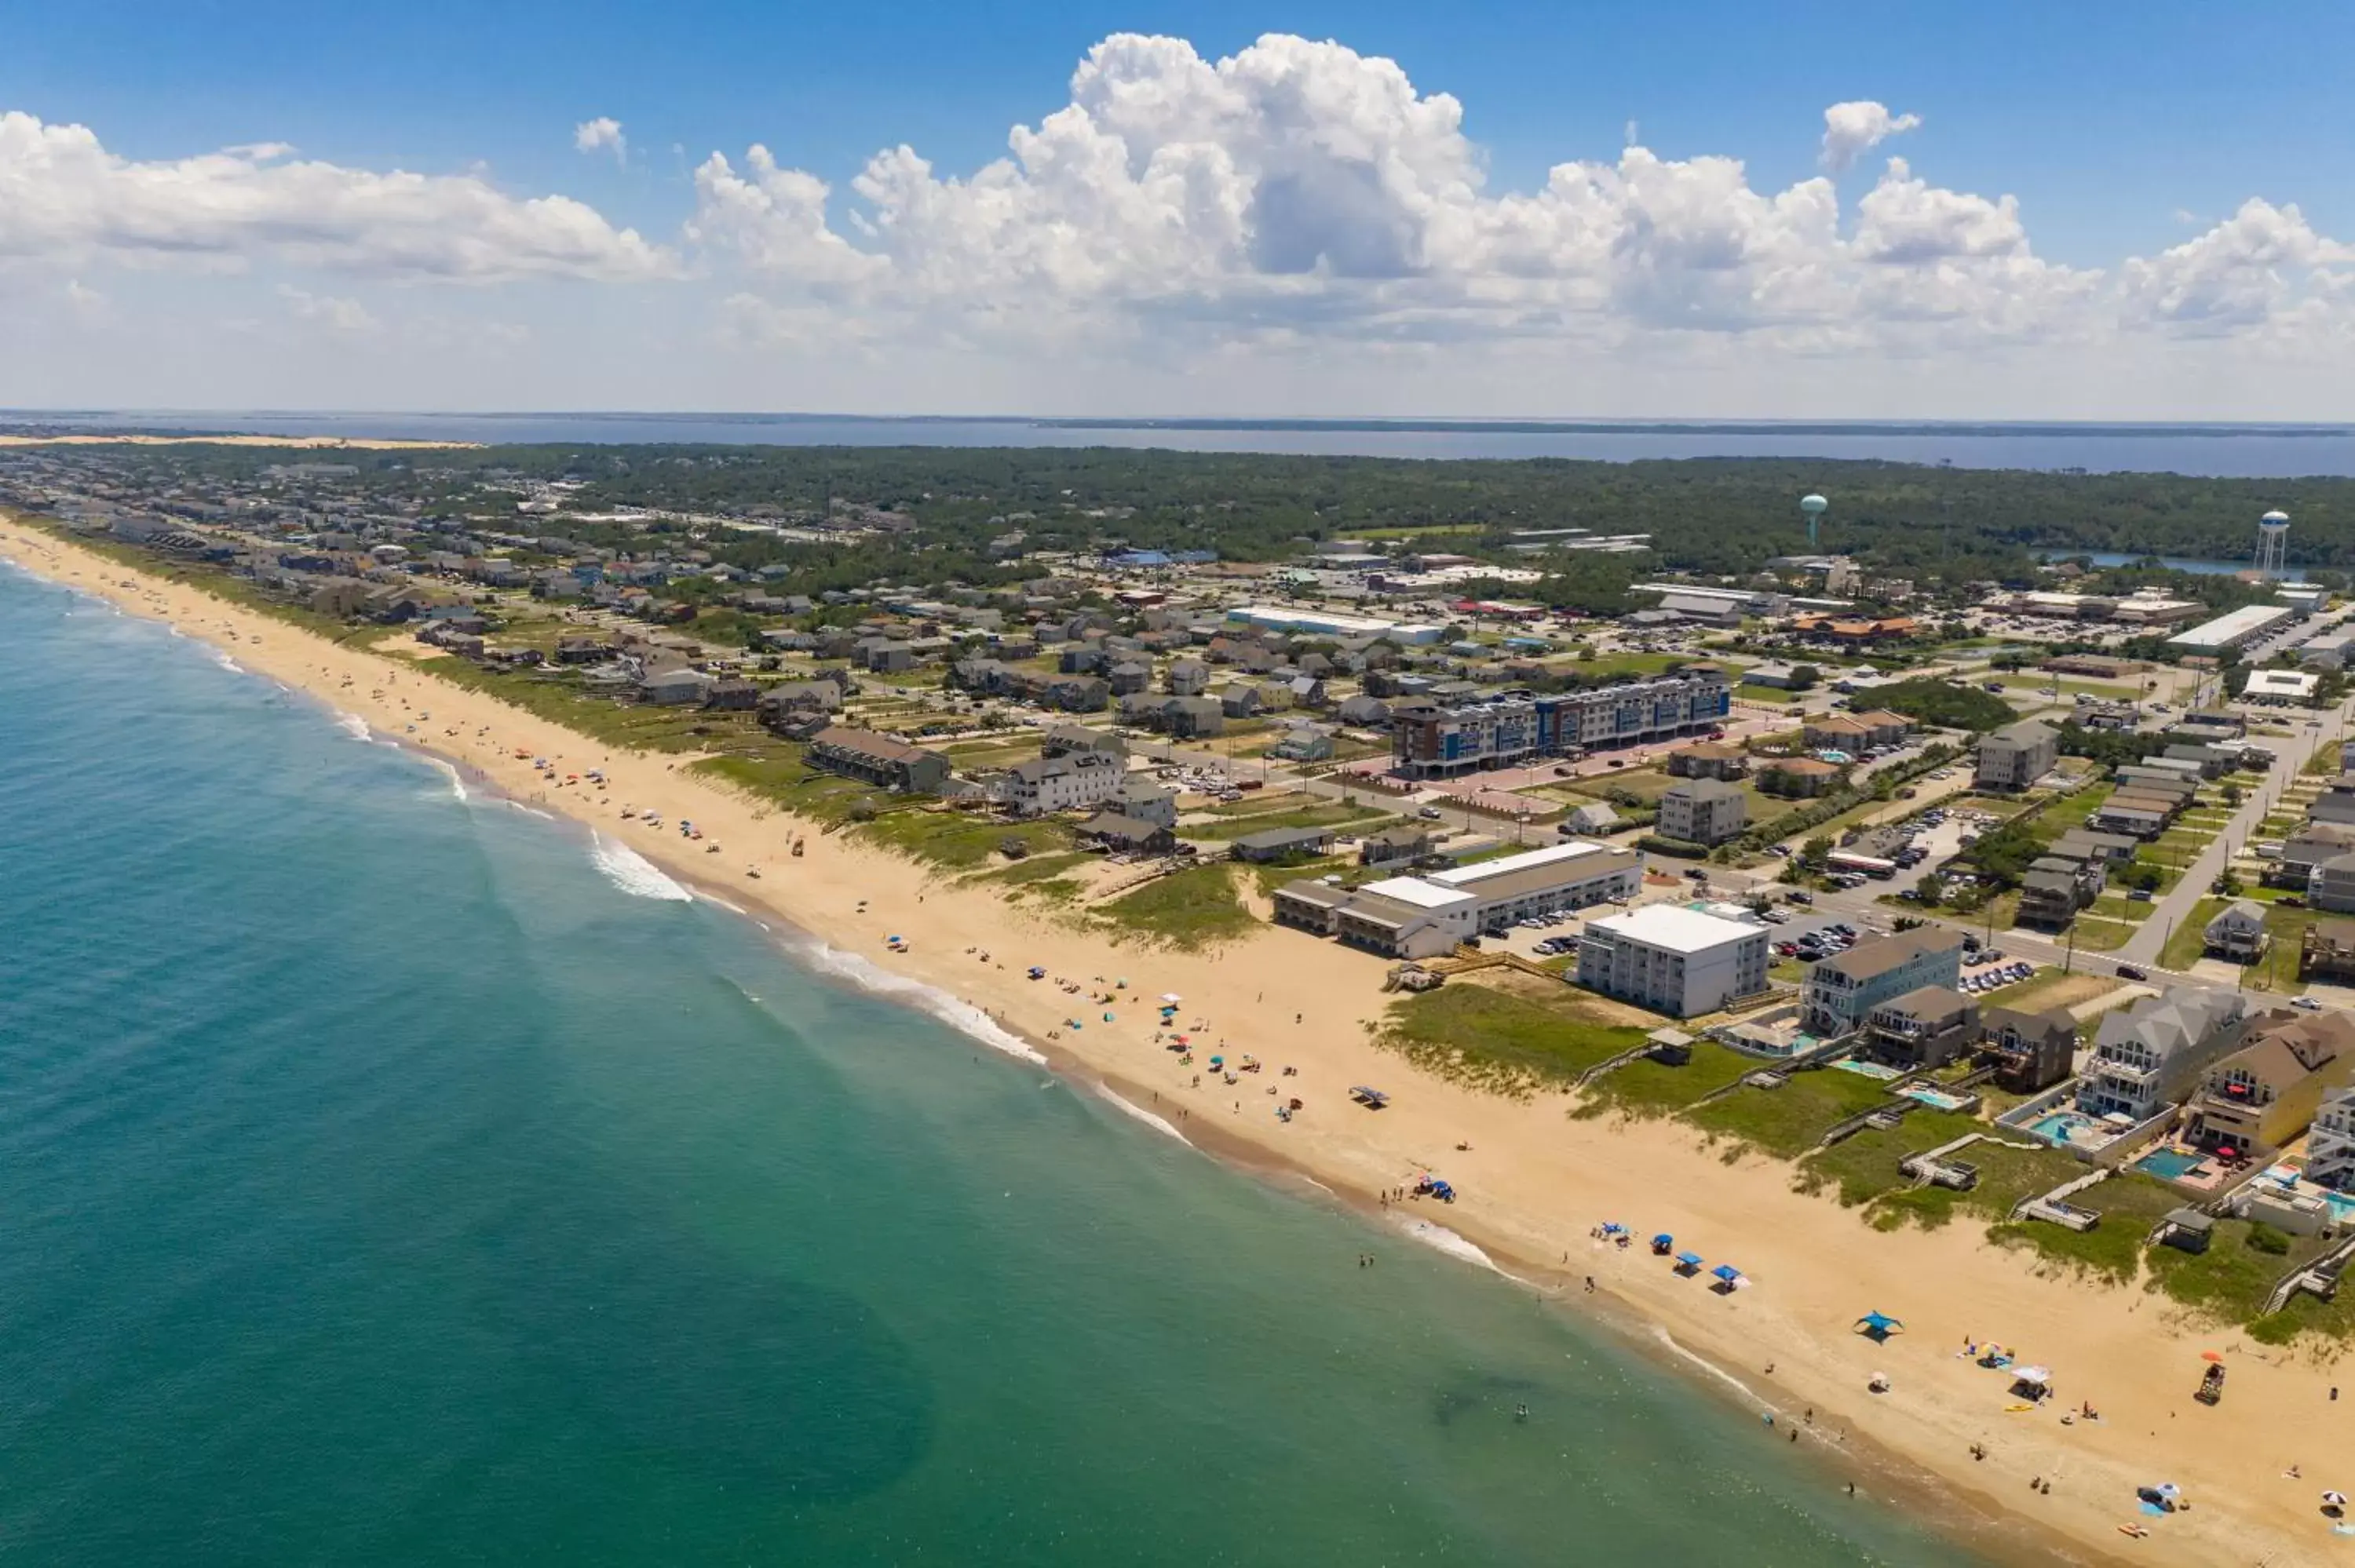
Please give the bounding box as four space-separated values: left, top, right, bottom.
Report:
2118 698 2353 965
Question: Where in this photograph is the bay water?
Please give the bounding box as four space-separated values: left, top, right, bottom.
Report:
0 560 1986 1566
16 408 2355 476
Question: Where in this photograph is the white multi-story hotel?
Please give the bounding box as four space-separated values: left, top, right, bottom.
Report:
1575 904 1769 1018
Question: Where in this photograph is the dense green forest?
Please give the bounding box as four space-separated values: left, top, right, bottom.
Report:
81 443 2355 582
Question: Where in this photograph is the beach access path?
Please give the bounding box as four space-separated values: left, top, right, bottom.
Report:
4 515 2349 1568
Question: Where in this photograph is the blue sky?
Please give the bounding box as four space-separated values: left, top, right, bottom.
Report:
5 2 2353 417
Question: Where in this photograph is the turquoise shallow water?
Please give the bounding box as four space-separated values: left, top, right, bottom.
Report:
0 563 1988 1566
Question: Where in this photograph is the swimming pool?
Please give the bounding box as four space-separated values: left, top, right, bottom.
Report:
2028 1110 2099 1147
1833 1059 1903 1081
1900 1086 1973 1112
2134 1147 2207 1181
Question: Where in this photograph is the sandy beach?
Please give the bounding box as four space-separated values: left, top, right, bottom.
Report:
7 513 2351 1566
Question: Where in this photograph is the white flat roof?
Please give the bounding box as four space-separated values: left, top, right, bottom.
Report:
2167 603 2294 647
1587 903 1764 955
1356 876 1475 910
2246 669 2320 696
1429 840 1605 887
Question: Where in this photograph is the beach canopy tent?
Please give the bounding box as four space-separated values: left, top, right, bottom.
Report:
1652 1233 1674 1248
1711 1264 1741 1282
1349 1086 1389 1109
1855 1311 1904 1339
1674 1252 1703 1267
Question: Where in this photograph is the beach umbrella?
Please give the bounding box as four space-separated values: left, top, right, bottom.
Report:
1711 1264 1741 1282
2326 1490 2350 1508
2199 1351 2225 1363
1856 1311 1904 1338
1652 1234 1674 1248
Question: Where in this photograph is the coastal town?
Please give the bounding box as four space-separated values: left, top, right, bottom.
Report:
8 439 2355 1561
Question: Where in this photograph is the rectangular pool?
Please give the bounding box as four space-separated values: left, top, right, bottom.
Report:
2134 1148 2207 1181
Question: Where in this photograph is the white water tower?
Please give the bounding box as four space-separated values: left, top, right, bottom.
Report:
2256 509 2290 578
1800 493 1828 552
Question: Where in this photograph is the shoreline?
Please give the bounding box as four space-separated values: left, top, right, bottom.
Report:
4 515 2344 1567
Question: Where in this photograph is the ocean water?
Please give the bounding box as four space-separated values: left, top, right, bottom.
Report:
15 407 2355 476
0 562 1986 1567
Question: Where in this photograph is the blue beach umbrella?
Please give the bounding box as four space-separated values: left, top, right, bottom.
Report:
1855 1311 1904 1339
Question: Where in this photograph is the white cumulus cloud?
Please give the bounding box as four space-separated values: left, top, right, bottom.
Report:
574 116 626 163
1819 100 1922 173
0 110 674 282
277 283 382 334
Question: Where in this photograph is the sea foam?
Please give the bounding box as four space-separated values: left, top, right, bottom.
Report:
589 834 694 903
788 936 1048 1065
425 758 469 802
334 713 371 742
1090 1083 1191 1143
1392 1216 1503 1275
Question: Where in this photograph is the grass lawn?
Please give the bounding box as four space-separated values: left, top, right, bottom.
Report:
1559 767 1676 803
1094 863 1258 950
1864 1136 2090 1233
1575 651 1687 680
1570 1040 1758 1121
1737 683 1808 707
2248 1278 2355 1347
2160 899 2231 970
691 754 878 824
2242 903 2328 994
1796 1108 1981 1207
1181 802 1391 841
1682 1066 1897 1159
1375 977 1653 1099
2065 913 2143 952
858 809 1074 870
2143 1220 2325 1329
1987 1172 2182 1284
1979 969 2127 1015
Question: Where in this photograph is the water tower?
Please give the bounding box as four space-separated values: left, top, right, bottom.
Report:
1800 493 1828 552
2255 509 2290 578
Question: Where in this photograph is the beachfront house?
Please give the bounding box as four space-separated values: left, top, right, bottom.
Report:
1230 826 1339 864
1861 986 1980 1070
1657 779 1747 846
1359 825 1439 867
1574 905 1769 1018
2307 1085 2355 1191
1114 782 1178 830
1800 929 1966 1038
2202 901 2272 964
1002 751 1126 817
2180 1010 2355 1159
805 726 953 795
1974 720 2058 791
1078 813 1178 856
2302 919 2355 984
1562 801 1621 836
2017 855 2104 928
2310 853 2355 916
1978 1007 2078 1093
2076 987 2248 1125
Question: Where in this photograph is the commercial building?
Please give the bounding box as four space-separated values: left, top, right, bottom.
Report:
1389 670 1732 778
1658 779 1747 845
2244 668 2321 704
1975 720 2058 791
1224 605 1445 644
1272 841 1640 957
2165 603 2295 658
1801 928 1967 1037
1574 904 1769 1018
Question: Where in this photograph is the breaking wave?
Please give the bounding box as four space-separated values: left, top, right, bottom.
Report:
1090 1084 1190 1143
787 936 1047 1064
1391 1216 1502 1274
589 834 694 903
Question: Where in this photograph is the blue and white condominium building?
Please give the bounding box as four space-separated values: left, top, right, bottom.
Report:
1389 668 1732 779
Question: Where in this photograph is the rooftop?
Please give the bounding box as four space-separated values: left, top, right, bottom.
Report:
1585 903 1763 955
